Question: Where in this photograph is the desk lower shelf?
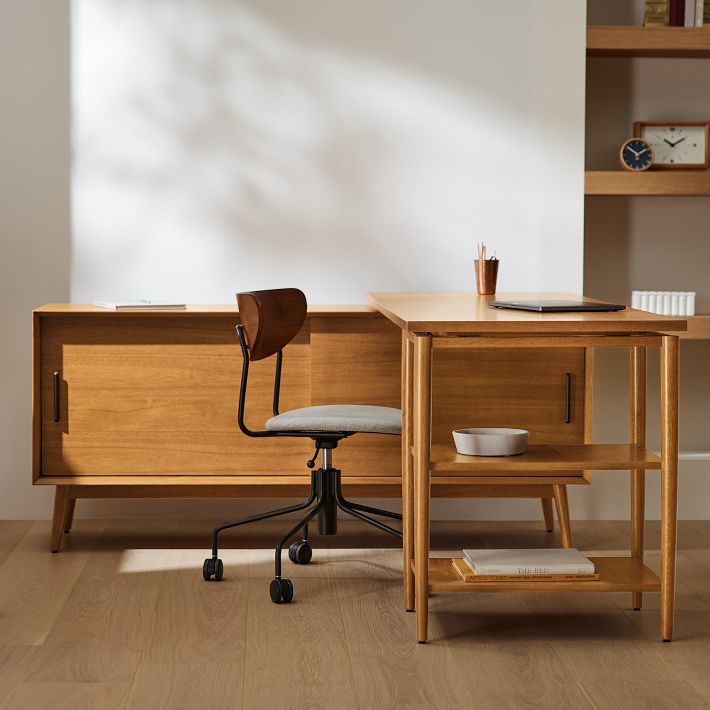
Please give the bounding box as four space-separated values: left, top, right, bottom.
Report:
417 557 660 594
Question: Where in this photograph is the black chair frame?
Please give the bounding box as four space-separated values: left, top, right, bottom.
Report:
204 324 402 603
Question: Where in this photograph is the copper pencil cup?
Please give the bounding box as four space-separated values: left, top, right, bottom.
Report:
475 259 499 295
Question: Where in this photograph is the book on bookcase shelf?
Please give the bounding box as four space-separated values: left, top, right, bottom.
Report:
645 0 670 25
452 559 600 583
686 0 697 25
671 0 686 26
644 0 707 25
462 548 596 575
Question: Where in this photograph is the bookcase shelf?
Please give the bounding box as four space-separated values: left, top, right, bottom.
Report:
585 170 710 196
422 557 661 594
588 25 710 58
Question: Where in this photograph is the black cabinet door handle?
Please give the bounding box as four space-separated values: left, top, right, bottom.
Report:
53 371 60 423
565 372 572 424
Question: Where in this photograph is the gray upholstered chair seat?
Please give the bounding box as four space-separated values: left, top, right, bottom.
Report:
266 405 401 435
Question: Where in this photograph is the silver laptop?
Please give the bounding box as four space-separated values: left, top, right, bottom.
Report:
488 300 626 313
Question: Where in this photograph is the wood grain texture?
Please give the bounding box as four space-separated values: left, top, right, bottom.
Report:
0 521 103 646
0 521 32 567
553 484 573 548
541 497 555 532
429 444 661 473
35 310 587 546
583 347 594 484
236 288 307 361
680 315 710 340
578 680 708 710
309 316 401 476
125 663 245 710
32 312 42 482
242 576 359 708
431 348 585 445
51 487 71 552
34 303 380 316
4 682 131 710
0 647 37 710
424 557 661 594
413 334 432 643
367 292 687 334
630 346 647 611
660 336 680 641
2 520 710 707
40 316 311 475
585 170 710 196
587 25 710 58
401 330 415 611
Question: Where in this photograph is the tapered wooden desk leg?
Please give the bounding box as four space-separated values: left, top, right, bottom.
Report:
660 336 679 642
402 332 415 611
63 497 77 534
630 346 647 610
51 486 71 552
553 485 573 548
540 497 554 532
413 334 432 643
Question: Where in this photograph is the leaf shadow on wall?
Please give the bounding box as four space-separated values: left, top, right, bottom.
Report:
73 0 560 303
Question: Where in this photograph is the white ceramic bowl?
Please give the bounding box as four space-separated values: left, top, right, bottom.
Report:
452 427 529 456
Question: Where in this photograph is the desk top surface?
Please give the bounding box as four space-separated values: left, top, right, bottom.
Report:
367 292 688 335
33 304 378 317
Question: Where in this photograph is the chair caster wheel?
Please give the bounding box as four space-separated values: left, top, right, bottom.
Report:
270 578 294 604
288 541 312 565
203 557 223 581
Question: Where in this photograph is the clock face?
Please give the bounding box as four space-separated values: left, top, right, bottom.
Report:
640 125 708 167
620 138 654 171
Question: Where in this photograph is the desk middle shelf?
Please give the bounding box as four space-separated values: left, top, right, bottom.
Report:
429 443 661 474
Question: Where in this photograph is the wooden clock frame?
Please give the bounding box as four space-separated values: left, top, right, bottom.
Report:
633 121 710 170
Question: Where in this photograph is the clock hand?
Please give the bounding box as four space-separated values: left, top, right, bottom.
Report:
628 147 640 157
637 147 650 156
664 138 674 147
671 137 687 147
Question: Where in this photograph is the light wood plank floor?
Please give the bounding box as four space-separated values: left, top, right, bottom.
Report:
1 518 709 709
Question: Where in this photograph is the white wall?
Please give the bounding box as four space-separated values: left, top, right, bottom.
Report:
72 0 586 305
0 0 70 520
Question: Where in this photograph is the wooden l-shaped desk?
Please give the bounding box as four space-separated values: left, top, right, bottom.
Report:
33 295 684 642
367 292 685 643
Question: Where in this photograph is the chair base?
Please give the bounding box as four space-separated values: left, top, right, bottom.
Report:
204 467 402 603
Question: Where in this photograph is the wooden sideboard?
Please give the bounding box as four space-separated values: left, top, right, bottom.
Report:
33 304 590 551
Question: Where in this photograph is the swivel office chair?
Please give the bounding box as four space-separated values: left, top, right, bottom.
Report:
203 288 402 603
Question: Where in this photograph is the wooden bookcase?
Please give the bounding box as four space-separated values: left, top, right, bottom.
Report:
585 25 710 338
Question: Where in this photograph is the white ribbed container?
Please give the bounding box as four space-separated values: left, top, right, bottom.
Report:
631 290 696 316
687 292 696 316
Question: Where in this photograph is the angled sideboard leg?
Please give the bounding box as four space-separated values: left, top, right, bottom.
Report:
553 485 573 548
540 497 555 532
51 486 71 552
630 346 647 611
660 335 679 642
63 497 77 534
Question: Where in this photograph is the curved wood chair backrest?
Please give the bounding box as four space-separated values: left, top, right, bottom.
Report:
236 288 307 361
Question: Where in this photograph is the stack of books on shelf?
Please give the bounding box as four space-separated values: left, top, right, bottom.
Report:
645 0 710 26
452 548 599 583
